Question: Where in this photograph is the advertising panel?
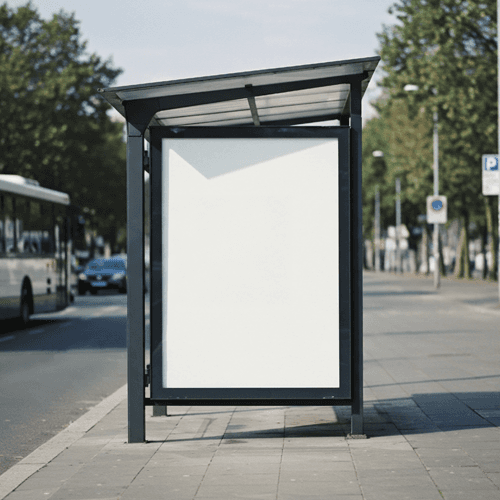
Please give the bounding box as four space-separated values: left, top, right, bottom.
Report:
149 127 351 403
163 138 339 388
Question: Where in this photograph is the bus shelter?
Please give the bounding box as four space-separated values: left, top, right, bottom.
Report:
99 56 380 443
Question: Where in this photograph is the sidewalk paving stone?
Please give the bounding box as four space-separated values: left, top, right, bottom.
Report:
441 491 500 500
195 482 278 499
278 480 361 497
413 447 478 467
361 487 443 500
427 466 500 491
2 272 500 500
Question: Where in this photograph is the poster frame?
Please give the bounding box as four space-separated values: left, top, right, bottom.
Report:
149 126 352 404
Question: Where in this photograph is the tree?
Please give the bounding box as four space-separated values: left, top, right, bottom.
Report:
373 0 497 279
0 2 126 249
363 95 434 265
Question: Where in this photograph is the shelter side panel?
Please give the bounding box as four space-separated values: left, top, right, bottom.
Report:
162 137 340 389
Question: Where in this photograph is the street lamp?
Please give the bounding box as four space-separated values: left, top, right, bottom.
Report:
404 84 441 289
372 151 383 272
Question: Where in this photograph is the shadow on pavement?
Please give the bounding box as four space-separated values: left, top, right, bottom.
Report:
0 316 127 351
149 392 499 442
0 317 68 334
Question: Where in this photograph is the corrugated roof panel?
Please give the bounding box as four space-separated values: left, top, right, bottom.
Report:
99 56 380 127
155 98 250 121
157 108 253 127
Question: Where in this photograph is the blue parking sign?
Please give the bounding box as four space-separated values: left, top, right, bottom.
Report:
484 156 499 171
482 154 500 195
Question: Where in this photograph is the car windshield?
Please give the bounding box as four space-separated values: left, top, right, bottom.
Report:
86 259 126 271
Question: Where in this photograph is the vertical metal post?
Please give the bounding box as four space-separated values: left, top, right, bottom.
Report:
127 122 145 443
375 186 381 272
350 79 364 436
498 0 500 301
396 178 401 273
433 111 440 288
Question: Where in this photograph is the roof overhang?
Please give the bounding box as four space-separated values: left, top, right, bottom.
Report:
98 56 380 132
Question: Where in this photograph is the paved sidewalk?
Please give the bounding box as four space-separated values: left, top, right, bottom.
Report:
1 272 499 500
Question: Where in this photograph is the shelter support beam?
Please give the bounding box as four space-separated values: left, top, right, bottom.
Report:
340 91 351 126
245 85 260 126
349 79 364 437
126 120 146 443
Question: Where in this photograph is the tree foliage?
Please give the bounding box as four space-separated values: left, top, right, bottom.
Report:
0 2 126 250
364 0 498 278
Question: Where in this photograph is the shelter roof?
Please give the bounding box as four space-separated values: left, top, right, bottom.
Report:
99 56 380 128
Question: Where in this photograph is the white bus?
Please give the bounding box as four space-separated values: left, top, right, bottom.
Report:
0 175 72 325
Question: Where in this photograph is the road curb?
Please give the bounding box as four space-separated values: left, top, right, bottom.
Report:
0 384 127 500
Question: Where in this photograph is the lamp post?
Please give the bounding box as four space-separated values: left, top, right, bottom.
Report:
396 177 402 273
374 186 381 272
497 0 500 302
404 84 440 288
372 151 383 272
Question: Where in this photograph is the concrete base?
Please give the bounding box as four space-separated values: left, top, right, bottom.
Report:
350 413 364 436
152 405 168 417
346 433 367 439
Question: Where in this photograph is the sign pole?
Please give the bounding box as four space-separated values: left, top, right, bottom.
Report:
375 186 381 272
396 178 401 273
433 111 440 289
498 0 500 302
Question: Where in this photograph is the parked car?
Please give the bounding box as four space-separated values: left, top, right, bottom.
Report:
78 257 127 295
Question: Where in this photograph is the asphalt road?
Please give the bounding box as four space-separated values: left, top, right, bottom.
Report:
0 291 140 475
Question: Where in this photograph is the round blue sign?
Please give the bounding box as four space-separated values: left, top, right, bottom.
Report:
432 200 443 211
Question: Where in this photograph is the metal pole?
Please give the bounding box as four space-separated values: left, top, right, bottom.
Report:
396 178 401 273
126 123 145 443
375 186 381 272
349 79 364 437
433 111 440 289
498 0 500 301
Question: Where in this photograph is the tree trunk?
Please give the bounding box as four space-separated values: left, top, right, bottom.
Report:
482 223 488 280
454 220 464 277
486 197 498 281
456 214 472 279
439 230 446 276
492 229 499 281
420 225 429 274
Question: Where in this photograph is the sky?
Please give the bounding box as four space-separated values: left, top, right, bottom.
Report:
8 0 399 121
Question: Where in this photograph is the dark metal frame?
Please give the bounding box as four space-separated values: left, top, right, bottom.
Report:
148 126 351 405
125 79 364 443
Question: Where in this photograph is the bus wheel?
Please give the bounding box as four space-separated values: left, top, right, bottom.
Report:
20 288 31 327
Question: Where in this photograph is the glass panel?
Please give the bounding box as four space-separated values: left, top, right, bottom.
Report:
30 200 43 254
41 202 54 254
15 196 28 253
0 195 4 253
4 196 15 253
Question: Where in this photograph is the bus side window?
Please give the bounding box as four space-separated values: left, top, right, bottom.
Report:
5 195 15 253
30 200 42 254
41 202 55 254
0 195 4 253
15 197 30 254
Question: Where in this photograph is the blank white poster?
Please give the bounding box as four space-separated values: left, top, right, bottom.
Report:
163 138 339 388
